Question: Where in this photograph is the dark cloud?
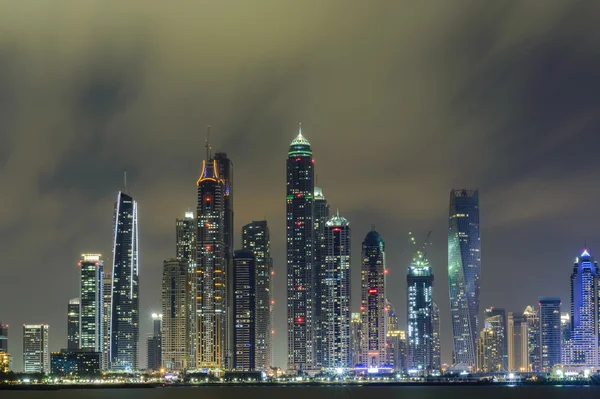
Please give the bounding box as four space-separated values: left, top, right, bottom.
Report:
1 1 600 370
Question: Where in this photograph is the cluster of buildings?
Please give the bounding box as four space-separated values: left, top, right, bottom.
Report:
1 126 598 380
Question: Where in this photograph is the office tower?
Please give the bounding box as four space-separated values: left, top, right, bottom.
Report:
175 211 196 365
146 314 162 371
361 230 387 369
476 328 489 372
232 249 256 371
102 274 111 370
448 189 480 370
386 330 407 373
564 250 599 368
23 324 50 373
51 350 101 376
560 312 570 346
407 242 434 372
432 302 441 373
507 312 528 372
321 211 351 370
242 221 273 371
110 191 140 371
539 297 561 371
286 124 315 372
80 254 104 352
481 307 507 372
523 305 540 372
0 323 7 353
162 259 191 371
350 313 362 367
196 148 228 370
313 186 330 369
387 299 398 331
67 298 80 351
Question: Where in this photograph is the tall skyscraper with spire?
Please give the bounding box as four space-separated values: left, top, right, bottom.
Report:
322 211 351 370
242 221 273 371
110 191 139 371
360 230 387 369
313 186 329 369
286 124 315 372
448 189 480 370
195 137 229 370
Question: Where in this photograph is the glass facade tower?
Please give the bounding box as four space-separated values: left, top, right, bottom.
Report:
313 187 330 369
80 254 104 353
538 297 561 371
23 325 49 373
232 249 256 371
448 189 480 370
286 124 315 372
67 298 80 351
162 259 191 371
110 191 139 371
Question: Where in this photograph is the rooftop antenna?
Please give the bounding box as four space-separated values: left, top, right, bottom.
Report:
123 170 128 194
205 125 212 160
298 122 302 136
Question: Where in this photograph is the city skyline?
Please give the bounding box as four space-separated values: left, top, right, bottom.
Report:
2 2 600 373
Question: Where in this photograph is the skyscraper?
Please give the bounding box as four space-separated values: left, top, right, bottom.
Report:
162 259 191 371
448 189 480 370
481 307 507 372
286 124 315 372
146 314 162 371
564 250 598 368
350 313 362 368
196 150 228 369
242 220 273 371
432 302 441 373
523 305 540 372
361 230 387 369
386 330 407 373
67 298 80 351
175 211 196 366
0 323 7 353
232 249 256 371
110 191 139 371
23 324 50 373
507 312 528 372
322 211 351 370
102 274 111 370
538 297 561 371
313 186 330 369
387 299 398 331
407 241 434 373
80 254 103 353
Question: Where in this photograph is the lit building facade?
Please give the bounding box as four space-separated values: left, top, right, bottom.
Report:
448 189 480 370
350 313 362 368
146 314 162 371
507 312 528 372
386 330 407 373
23 324 50 373
232 249 256 371
481 308 507 372
432 302 441 373
360 230 387 369
67 299 80 351
0 323 8 373
101 274 111 370
523 305 540 372
176 211 196 365
0 352 8 373
51 350 101 376
538 297 561 371
313 186 329 369
110 191 139 371
162 259 191 371
242 220 273 371
564 250 598 368
322 212 351 370
286 125 315 372
80 254 103 353
387 299 398 331
196 153 228 369
406 245 434 372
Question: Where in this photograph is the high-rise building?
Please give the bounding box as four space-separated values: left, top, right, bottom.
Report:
242 220 273 371
523 305 540 372
564 250 598 368
539 297 561 371
23 324 50 373
313 186 330 369
448 189 480 370
350 313 362 368
407 242 434 373
196 150 228 369
560 312 570 350
162 259 191 371
476 327 492 373
147 314 162 371
67 299 80 351
432 302 441 373
387 299 398 330
386 330 407 373
321 211 351 370
101 274 111 370
110 191 139 371
286 124 315 372
481 307 507 372
232 249 256 371
507 312 528 372
51 350 101 376
0 352 8 373
80 254 103 353
0 322 8 371
175 211 196 366
361 230 387 369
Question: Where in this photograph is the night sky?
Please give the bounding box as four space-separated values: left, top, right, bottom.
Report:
1 1 600 371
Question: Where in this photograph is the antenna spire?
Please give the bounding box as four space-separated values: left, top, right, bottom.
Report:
123 170 128 193
298 122 302 136
205 125 212 160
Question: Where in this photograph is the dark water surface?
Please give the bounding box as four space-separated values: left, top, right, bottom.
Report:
2 386 600 399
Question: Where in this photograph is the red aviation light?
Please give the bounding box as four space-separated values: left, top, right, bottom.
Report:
296 193 302 198
271 300 275 305
77 262 82 267
360 306 365 311
297 285 302 290
95 262 99 266
368 289 378 294
333 228 340 232
271 330 275 334
384 269 389 274
206 245 211 251
205 197 211 202
296 157 301 161
296 317 304 323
